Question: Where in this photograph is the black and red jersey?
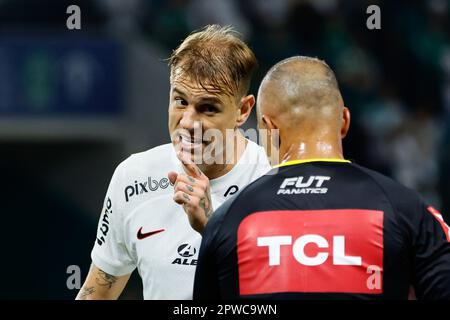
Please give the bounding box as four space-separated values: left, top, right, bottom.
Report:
193 159 450 300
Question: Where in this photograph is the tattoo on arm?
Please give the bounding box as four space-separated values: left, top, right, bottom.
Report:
78 286 95 300
95 270 118 289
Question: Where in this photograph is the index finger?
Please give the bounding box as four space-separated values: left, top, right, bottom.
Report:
177 150 204 179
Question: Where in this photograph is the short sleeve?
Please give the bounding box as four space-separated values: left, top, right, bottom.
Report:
91 164 136 276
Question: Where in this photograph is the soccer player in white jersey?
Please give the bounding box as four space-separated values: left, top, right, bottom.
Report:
75 25 271 300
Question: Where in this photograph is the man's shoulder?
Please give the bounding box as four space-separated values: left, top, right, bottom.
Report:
238 139 272 175
109 143 177 209
350 163 425 215
224 162 424 213
110 143 176 192
116 143 176 174
126 143 174 165
245 139 270 162
351 163 418 199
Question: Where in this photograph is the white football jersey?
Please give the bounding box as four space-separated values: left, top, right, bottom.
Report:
91 140 271 299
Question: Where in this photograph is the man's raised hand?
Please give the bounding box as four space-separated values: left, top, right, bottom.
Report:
168 152 213 234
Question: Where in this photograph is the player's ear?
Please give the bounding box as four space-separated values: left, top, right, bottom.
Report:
262 115 280 146
257 114 279 165
236 94 255 127
262 115 280 165
341 107 351 139
261 114 277 131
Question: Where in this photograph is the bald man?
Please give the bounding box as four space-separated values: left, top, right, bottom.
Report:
193 56 450 300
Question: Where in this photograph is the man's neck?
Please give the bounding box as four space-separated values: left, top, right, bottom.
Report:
200 131 248 180
279 138 344 164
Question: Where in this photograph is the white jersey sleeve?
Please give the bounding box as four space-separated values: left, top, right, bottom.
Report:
91 161 136 276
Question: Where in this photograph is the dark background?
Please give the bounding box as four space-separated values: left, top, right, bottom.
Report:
0 0 449 299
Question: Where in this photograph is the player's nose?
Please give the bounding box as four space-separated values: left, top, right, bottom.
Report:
179 108 201 131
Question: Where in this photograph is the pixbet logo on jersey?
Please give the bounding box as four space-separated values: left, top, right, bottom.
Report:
237 209 384 295
172 244 198 266
124 177 173 202
277 176 330 195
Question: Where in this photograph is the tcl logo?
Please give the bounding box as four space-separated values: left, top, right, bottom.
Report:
237 209 384 295
277 176 330 195
257 235 361 266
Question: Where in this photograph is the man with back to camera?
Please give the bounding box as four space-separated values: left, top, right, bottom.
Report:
75 25 271 300
193 56 450 299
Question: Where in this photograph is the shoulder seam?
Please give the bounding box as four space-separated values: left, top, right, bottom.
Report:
350 164 398 215
350 165 418 249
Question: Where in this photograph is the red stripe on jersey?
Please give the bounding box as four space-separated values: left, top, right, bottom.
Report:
427 206 450 242
237 209 384 295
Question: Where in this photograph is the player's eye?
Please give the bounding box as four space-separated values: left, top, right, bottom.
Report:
174 97 188 107
200 104 219 115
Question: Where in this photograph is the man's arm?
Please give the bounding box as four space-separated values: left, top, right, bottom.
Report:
82 162 136 300
76 264 131 300
412 204 450 299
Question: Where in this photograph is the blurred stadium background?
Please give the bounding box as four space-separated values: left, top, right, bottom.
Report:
0 0 449 299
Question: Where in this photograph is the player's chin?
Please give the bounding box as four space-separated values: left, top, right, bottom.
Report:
186 145 226 166
178 144 206 163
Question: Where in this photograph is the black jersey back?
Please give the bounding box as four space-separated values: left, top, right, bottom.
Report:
193 160 450 300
